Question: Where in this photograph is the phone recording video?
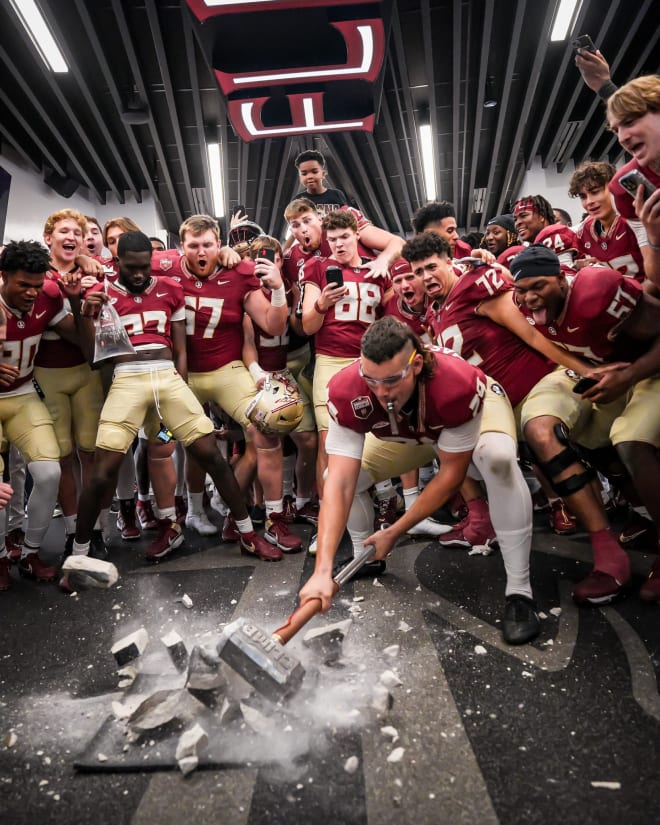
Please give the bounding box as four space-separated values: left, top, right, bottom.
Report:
572 34 596 53
619 169 656 201
325 265 344 288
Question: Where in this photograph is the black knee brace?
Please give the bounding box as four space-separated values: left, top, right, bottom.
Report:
532 423 596 498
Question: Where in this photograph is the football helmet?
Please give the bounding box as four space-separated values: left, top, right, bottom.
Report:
246 373 304 436
228 221 264 256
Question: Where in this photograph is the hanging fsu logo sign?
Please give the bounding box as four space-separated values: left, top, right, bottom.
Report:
185 0 386 141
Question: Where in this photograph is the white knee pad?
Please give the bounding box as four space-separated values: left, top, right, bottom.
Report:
25 460 61 546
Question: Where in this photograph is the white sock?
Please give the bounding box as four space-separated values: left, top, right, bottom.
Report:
187 491 204 514
402 486 418 511
265 499 283 517
282 455 295 498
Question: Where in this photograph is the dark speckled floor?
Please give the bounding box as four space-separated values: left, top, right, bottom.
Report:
1 510 658 825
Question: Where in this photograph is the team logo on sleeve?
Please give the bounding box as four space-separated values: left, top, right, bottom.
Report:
159 258 173 271
351 396 373 419
490 383 505 396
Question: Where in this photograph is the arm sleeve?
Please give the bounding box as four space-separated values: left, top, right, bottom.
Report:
436 408 483 453
325 417 366 459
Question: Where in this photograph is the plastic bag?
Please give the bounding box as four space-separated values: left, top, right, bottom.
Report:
93 301 135 362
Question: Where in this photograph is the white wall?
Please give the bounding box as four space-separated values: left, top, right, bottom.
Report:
0 146 166 245
516 156 580 225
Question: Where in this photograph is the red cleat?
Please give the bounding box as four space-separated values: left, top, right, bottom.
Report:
239 530 283 561
145 519 184 561
572 569 628 605
136 499 158 530
5 528 25 564
18 552 57 582
639 555 660 603
550 499 577 535
0 556 11 590
117 500 141 541
438 498 497 549
265 511 303 553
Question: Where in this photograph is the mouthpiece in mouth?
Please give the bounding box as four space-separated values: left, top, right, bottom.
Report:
386 401 399 435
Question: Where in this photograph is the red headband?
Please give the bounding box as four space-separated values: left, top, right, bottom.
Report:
513 199 538 216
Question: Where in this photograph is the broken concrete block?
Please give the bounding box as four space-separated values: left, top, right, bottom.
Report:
177 755 198 776
111 628 149 666
175 723 208 765
185 645 227 708
117 665 138 689
387 747 405 763
379 670 402 689
382 644 400 659
240 702 277 736
219 697 244 725
128 689 206 732
371 683 394 714
61 556 118 589
161 630 188 672
302 619 352 664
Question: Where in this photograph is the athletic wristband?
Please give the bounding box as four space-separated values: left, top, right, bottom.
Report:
248 362 266 383
270 285 286 307
596 80 618 100
647 241 660 251
314 299 329 314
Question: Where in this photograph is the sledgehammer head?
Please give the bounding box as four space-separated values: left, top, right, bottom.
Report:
216 617 305 702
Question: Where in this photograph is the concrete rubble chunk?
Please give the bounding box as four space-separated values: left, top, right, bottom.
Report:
180 594 193 609
379 669 402 689
302 619 352 664
117 665 138 689
382 644 400 658
387 747 405 763
175 723 208 770
62 556 119 589
112 628 149 666
371 683 394 715
344 756 359 774
161 630 189 672
177 755 199 776
186 645 226 692
6 731 17 748
128 689 206 732
380 725 399 743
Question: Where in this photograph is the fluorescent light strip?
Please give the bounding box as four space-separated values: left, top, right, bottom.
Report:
207 142 226 218
550 0 582 41
8 0 68 73
418 124 436 201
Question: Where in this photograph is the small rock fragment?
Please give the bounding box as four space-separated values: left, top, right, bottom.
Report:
387 747 405 763
6 731 17 748
128 689 205 732
590 781 621 790
397 621 411 633
352 596 364 603
380 725 399 743
372 578 384 587
371 683 394 714
111 628 149 666
474 645 487 656
97 753 108 763
379 669 402 688
549 607 562 617
177 755 199 776
161 630 189 672
344 756 359 774
382 644 399 658
117 665 138 689
181 594 193 609
175 723 208 770
302 619 352 664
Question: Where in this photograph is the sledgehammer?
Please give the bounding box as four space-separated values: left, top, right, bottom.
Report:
216 549 374 701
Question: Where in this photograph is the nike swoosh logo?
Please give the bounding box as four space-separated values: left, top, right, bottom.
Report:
36 311 47 319
156 292 168 298
216 280 231 287
615 233 625 240
567 326 580 333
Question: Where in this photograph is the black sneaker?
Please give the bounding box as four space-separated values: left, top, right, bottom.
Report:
332 556 386 582
89 530 109 561
502 595 540 645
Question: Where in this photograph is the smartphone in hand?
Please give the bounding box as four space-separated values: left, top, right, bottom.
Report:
572 376 598 394
325 265 344 288
572 34 596 52
619 169 656 201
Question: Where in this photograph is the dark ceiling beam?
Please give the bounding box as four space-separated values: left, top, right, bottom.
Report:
338 134 389 228
542 0 622 169
0 46 102 196
524 1 590 168
0 122 40 174
145 0 195 215
481 0 526 223
40 0 139 202
580 21 660 162
451 0 461 213
0 83 65 177
238 138 249 208
464 0 493 229
365 133 405 235
111 0 183 223
72 0 160 212
380 91 414 226
266 137 294 237
390 0 422 208
323 135 365 209
494 1 556 220
420 0 437 203
255 139 272 230
182 11 213 204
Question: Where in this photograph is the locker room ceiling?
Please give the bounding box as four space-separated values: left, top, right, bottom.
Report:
1 0 658 238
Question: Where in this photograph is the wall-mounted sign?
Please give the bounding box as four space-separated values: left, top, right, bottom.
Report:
185 0 386 141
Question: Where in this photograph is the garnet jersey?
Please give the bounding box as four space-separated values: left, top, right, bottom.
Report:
327 349 486 445
573 215 645 281
106 277 184 349
34 271 87 369
610 159 660 222
93 256 119 281
252 278 297 372
497 245 526 270
520 266 643 364
301 257 387 357
0 278 68 395
151 253 261 372
382 292 428 339
427 264 552 407
454 239 473 258
535 223 577 273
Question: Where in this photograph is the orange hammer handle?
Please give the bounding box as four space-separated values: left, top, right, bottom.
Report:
272 584 339 645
